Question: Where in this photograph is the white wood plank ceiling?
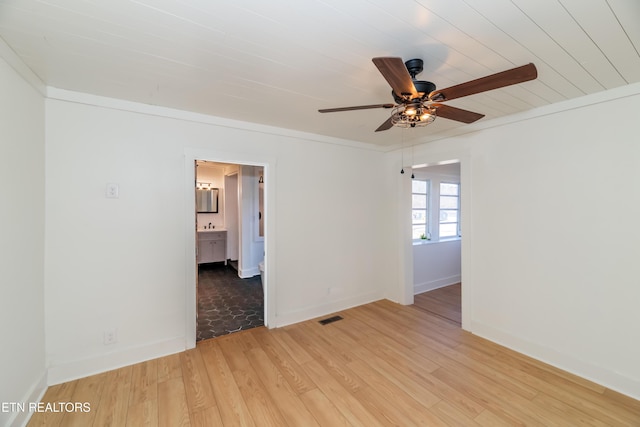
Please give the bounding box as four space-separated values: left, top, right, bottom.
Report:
1 0 639 148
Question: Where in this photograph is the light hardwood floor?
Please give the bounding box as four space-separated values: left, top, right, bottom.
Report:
29 299 640 426
414 283 461 325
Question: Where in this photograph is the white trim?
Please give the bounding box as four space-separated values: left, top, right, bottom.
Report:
47 337 184 386
0 36 46 96
413 237 461 245
414 275 461 295
272 290 384 328
46 87 386 152
184 148 277 350
238 266 260 278
407 81 640 147
400 153 472 331
6 371 47 427
472 322 640 401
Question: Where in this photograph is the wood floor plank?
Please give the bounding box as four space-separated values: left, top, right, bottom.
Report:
157 352 182 383
347 358 448 426
245 347 320 426
157 377 190 427
128 359 157 407
251 326 316 395
27 298 640 427
271 327 314 365
217 336 290 426
180 349 216 413
27 380 78 427
414 284 461 317
474 408 524 427
300 359 385 427
353 383 449 426
92 366 133 427
430 400 484 427
455 341 639 425
230 366 289 426
189 406 223 427
299 388 351 427
198 341 256 427
126 400 157 427
603 388 640 417
531 392 612 427
348 344 442 408
431 366 555 427
62 372 107 427
285 323 366 395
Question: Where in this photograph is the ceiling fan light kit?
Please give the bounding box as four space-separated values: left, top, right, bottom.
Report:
318 57 538 132
391 103 436 128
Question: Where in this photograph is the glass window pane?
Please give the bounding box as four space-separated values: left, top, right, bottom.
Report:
439 223 458 237
412 210 426 224
440 195 458 209
412 225 427 239
412 194 427 209
412 180 427 193
440 183 459 196
439 210 458 223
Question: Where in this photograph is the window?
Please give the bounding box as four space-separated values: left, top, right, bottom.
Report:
412 179 429 239
439 182 460 238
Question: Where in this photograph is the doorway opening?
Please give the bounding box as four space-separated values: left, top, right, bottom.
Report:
410 162 462 325
194 160 266 341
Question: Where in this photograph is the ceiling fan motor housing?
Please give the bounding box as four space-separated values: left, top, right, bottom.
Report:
404 58 424 77
392 80 436 103
391 58 436 102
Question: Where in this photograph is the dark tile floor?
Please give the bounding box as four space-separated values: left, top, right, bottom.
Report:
197 263 264 341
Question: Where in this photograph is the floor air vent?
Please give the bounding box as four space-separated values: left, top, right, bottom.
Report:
318 315 343 325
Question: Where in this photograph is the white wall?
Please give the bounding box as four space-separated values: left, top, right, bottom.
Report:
401 84 640 399
413 240 461 294
44 94 391 384
0 55 47 426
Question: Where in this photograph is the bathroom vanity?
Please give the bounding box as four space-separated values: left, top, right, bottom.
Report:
197 230 227 265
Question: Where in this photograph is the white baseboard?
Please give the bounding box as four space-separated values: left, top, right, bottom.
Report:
238 266 260 278
47 337 185 386
8 370 47 427
471 321 640 401
273 290 384 328
414 275 461 295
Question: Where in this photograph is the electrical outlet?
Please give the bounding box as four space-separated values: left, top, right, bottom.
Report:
106 183 119 199
103 328 117 345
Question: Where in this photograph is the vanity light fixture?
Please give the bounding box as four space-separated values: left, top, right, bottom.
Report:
196 182 213 189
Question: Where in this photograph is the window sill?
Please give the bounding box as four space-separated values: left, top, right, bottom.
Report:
412 237 461 246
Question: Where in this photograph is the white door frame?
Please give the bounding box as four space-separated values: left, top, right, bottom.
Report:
400 151 472 332
184 148 275 349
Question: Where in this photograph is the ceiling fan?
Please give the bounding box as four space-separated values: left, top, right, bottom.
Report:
318 57 537 132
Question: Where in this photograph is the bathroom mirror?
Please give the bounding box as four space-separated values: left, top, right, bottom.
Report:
196 188 219 213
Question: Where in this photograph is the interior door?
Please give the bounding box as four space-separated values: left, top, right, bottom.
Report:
224 173 239 264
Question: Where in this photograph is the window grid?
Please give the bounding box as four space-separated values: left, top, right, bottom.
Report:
411 179 430 240
439 182 460 238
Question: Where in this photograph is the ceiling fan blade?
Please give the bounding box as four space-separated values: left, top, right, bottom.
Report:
375 116 394 132
318 103 394 113
432 104 485 123
372 57 418 99
429 63 537 102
